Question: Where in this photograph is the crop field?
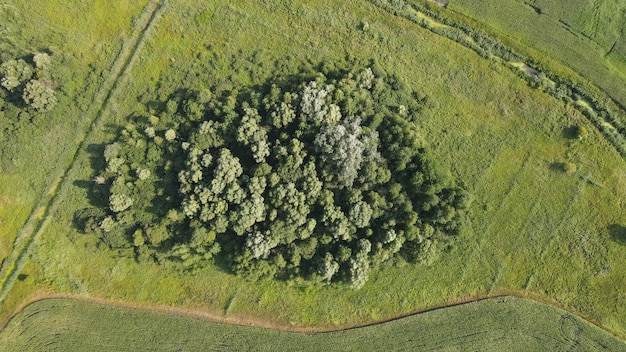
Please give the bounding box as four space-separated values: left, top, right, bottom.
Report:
1 296 624 351
0 0 625 349
446 0 626 107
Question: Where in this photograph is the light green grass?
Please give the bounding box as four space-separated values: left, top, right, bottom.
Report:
0 0 149 277
0 1 624 349
1 296 624 351
447 0 626 106
12 0 625 340
0 175 31 260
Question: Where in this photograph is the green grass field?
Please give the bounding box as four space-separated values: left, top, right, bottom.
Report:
0 0 150 278
0 0 625 348
446 0 626 107
1 296 624 351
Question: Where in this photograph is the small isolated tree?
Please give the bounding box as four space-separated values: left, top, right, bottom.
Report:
575 125 588 140
563 162 577 175
22 79 57 112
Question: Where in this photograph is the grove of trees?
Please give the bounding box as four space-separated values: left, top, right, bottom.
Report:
79 65 471 288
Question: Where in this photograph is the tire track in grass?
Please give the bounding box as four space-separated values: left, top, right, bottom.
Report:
458 152 531 286
523 184 582 290
0 0 166 304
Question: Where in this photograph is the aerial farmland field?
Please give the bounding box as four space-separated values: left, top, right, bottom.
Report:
0 0 625 350
1 296 625 351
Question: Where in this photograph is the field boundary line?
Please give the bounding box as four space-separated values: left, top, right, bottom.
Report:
2 290 625 341
0 0 167 304
449 6 626 112
369 0 626 158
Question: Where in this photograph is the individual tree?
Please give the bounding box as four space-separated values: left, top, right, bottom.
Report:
109 193 133 213
349 239 372 289
0 59 33 92
314 116 375 187
318 252 340 282
300 81 330 123
246 231 274 259
33 52 52 72
22 79 57 112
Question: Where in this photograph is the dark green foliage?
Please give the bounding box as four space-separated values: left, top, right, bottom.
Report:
87 65 470 288
73 207 106 235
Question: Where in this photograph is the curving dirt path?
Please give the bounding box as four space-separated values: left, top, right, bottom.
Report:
2 288 621 340
0 0 166 303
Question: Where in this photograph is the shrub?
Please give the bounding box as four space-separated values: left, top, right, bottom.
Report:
22 79 57 112
575 125 588 140
563 162 577 175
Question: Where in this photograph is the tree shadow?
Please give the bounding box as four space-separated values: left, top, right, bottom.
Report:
548 161 565 173
608 224 626 245
562 125 578 139
71 143 109 208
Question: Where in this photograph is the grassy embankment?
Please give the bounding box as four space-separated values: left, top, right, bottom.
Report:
4 0 622 338
1 296 625 351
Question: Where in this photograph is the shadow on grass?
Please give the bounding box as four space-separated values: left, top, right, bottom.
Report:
71 143 109 208
562 125 579 140
607 224 626 245
549 162 563 172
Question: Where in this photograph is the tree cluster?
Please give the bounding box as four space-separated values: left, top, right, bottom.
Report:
80 66 471 288
0 52 57 112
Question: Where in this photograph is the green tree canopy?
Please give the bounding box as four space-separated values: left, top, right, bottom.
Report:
82 64 471 288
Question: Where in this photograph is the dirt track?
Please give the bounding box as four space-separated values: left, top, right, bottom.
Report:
3 288 621 340
0 0 166 304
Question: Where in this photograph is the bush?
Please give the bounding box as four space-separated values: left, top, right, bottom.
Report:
0 53 57 112
563 162 577 175
575 125 588 140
